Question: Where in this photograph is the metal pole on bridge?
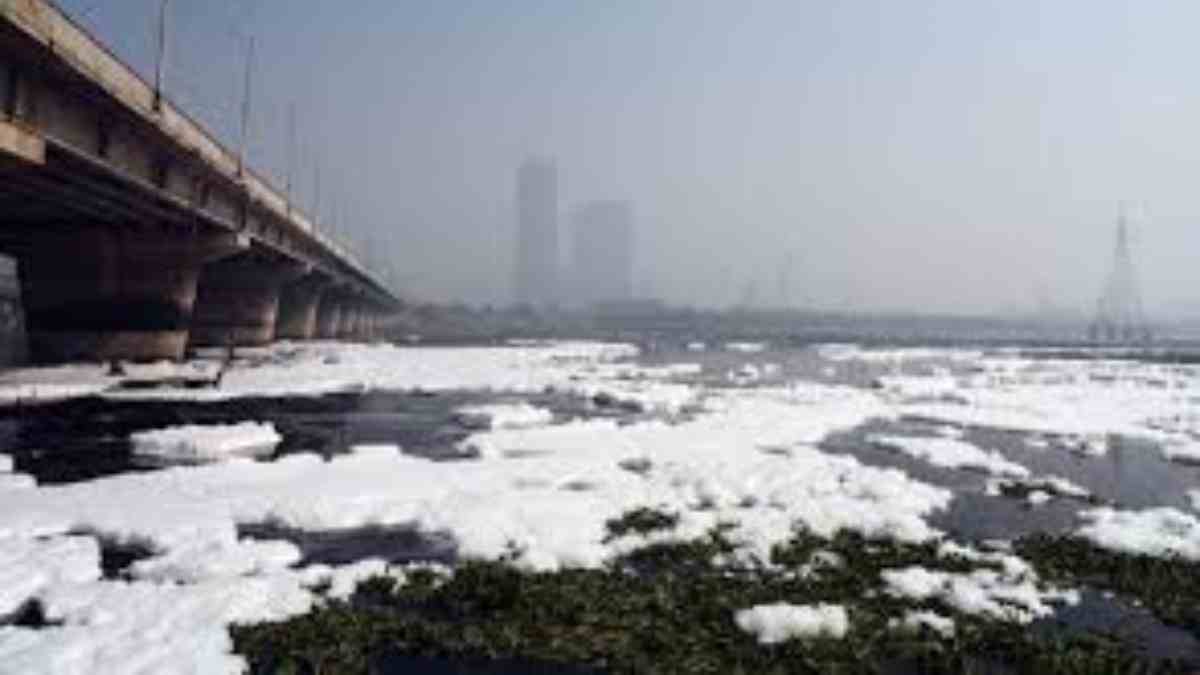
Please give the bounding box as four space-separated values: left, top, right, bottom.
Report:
153 0 170 111
313 163 322 230
238 36 255 178
286 103 296 215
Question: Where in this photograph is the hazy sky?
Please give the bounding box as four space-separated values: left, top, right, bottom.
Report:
58 0 1200 316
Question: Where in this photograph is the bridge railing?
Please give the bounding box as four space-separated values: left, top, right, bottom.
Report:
5 0 391 297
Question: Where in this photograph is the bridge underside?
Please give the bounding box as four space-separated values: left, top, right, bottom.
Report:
0 129 388 362
0 1 398 363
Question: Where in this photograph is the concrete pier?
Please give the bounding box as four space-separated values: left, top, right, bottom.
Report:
17 228 246 362
275 274 327 340
190 254 308 348
316 296 343 339
358 312 375 342
338 303 361 341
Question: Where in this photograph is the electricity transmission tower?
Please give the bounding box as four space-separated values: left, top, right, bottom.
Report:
1088 206 1152 343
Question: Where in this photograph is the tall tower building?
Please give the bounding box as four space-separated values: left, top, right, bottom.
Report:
570 200 634 307
1088 207 1152 343
513 158 559 308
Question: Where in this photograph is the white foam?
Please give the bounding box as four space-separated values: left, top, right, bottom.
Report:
0 384 943 578
316 558 391 600
816 344 984 363
349 444 402 458
734 603 848 643
860 350 1200 462
986 475 1091 502
1027 490 1051 506
0 367 960 671
130 422 282 463
4 340 1148 668
454 403 554 430
1077 507 1200 560
0 455 12 473
875 374 963 399
890 610 956 638
0 362 221 406
881 565 1077 623
727 363 781 385
0 342 707 422
129 538 301 584
0 572 315 675
1040 476 1091 499
870 435 1030 479
0 473 36 491
0 536 100 617
725 342 767 353
1161 440 1200 464
1025 434 1051 450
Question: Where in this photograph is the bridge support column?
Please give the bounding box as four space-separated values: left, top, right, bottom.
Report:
338 303 361 341
190 254 308 348
17 228 246 363
275 274 327 341
315 295 343 339
359 312 375 342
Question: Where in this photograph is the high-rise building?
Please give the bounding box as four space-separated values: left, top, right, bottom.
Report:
513 158 559 307
570 200 634 307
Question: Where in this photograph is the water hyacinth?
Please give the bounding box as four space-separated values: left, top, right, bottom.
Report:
232 510 1198 674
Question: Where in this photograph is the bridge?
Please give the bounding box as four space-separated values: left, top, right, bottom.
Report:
0 0 401 363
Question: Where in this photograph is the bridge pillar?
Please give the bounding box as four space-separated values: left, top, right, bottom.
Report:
315 295 343 339
359 311 375 342
365 311 381 341
16 228 246 363
338 302 361 341
190 254 308 348
275 274 327 341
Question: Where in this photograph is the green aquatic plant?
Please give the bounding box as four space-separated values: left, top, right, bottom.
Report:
232 512 1198 675
602 507 682 541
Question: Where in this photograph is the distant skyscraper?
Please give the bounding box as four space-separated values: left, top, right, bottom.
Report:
1088 206 1152 343
570 200 634 307
513 158 559 307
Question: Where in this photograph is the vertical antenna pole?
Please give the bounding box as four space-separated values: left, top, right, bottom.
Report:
153 0 170 111
238 36 255 178
286 103 296 214
331 189 340 245
313 163 321 229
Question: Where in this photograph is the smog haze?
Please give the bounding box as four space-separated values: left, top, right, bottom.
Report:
59 0 1200 317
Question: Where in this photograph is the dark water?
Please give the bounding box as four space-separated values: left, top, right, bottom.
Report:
820 417 1200 542
0 389 638 485
1040 590 1200 664
239 522 457 567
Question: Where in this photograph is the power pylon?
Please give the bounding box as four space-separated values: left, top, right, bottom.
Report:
1088 206 1152 343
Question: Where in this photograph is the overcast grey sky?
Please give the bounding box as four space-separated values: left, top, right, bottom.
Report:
58 0 1200 316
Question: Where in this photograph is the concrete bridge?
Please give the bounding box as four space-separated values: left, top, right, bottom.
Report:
0 0 400 363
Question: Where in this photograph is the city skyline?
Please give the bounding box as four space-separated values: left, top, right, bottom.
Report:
513 157 560 308
50 0 1200 319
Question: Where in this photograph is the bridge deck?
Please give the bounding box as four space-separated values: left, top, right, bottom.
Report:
0 0 398 308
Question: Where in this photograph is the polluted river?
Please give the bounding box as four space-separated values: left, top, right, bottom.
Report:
1 337 1200 673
